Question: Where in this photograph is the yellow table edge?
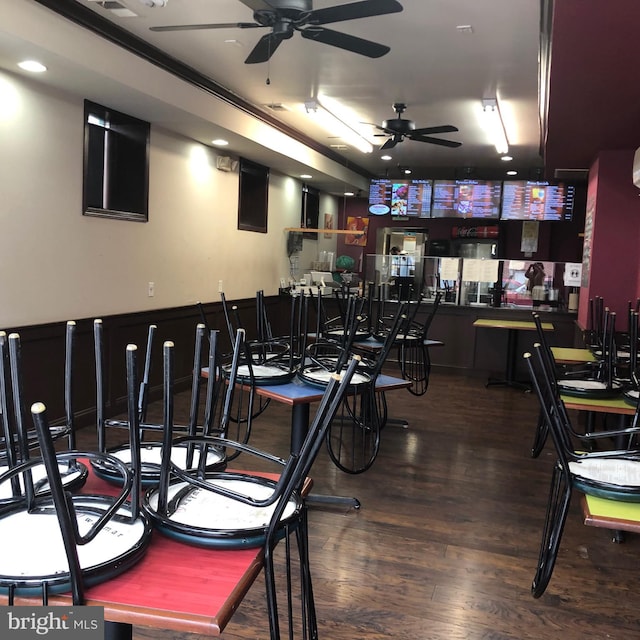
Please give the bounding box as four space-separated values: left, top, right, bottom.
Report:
551 347 596 363
582 494 640 532
561 394 634 413
473 318 554 331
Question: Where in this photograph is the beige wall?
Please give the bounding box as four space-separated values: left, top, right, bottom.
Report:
0 70 338 328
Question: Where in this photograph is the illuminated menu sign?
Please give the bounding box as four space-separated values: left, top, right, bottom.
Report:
501 181 575 221
368 179 432 217
431 180 501 219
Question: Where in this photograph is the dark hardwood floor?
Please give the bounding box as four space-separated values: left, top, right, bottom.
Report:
79 367 640 640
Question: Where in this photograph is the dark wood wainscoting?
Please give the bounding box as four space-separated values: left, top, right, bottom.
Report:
3 295 289 429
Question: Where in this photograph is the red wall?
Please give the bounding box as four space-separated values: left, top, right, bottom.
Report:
578 150 640 330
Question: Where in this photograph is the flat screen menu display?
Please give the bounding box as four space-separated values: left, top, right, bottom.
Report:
500 180 576 221
431 179 501 219
368 179 433 217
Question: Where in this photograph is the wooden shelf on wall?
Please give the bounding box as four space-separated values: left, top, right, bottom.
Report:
284 227 364 235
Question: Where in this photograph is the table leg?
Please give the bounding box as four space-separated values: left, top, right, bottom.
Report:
292 403 360 510
486 328 530 391
105 622 132 640
291 403 310 455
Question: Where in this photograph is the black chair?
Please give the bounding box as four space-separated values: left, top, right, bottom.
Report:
396 290 443 396
529 310 625 458
0 325 88 508
0 342 152 606
324 303 408 474
93 319 226 485
142 333 360 640
524 344 640 598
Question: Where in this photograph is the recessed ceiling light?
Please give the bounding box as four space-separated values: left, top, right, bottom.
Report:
501 155 513 162
381 155 392 161
344 191 355 196
211 138 229 146
506 170 518 176
17 60 47 73
300 174 312 179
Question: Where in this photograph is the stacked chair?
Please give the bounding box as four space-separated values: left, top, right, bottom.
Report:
93 319 227 484
529 309 624 458
142 330 361 640
300 299 408 474
524 343 640 598
0 324 88 508
0 338 152 610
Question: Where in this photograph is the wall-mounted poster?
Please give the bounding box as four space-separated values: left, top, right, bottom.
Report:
345 216 369 246
324 213 334 239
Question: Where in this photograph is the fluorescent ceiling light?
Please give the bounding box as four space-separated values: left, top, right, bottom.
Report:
481 98 509 155
300 174 312 179
304 99 373 154
17 60 47 73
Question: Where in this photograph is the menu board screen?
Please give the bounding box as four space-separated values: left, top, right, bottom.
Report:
368 179 433 217
431 179 501 219
500 181 576 221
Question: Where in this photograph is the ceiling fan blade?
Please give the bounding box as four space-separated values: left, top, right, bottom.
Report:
245 32 285 64
410 124 459 136
410 134 462 148
307 0 403 26
150 22 262 32
380 137 398 150
300 27 390 58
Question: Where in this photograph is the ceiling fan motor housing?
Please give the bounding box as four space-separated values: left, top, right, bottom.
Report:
383 118 415 134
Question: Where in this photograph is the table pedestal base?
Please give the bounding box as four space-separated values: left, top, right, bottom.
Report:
105 621 132 640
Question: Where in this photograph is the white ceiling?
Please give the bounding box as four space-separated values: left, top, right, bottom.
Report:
0 0 544 194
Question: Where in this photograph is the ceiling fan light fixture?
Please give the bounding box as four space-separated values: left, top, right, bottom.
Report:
481 98 509 155
303 99 373 154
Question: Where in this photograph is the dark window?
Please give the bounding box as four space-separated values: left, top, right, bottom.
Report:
301 184 319 238
83 100 150 222
238 158 269 233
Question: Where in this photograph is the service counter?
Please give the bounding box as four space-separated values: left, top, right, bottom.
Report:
406 302 581 380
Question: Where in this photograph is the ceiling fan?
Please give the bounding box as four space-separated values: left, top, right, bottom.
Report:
149 0 403 64
372 103 462 150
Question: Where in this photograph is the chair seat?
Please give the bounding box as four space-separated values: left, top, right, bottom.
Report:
0 461 87 502
91 443 226 486
570 458 640 501
0 495 151 596
298 367 371 389
143 475 301 549
231 363 296 386
557 378 624 398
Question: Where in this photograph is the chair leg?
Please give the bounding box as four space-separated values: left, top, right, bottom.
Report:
326 386 380 474
295 508 318 640
530 409 549 458
264 542 281 640
531 462 572 598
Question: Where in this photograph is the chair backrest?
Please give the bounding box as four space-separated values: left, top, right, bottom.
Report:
0 342 151 605
152 342 360 522
524 346 574 474
419 290 443 340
